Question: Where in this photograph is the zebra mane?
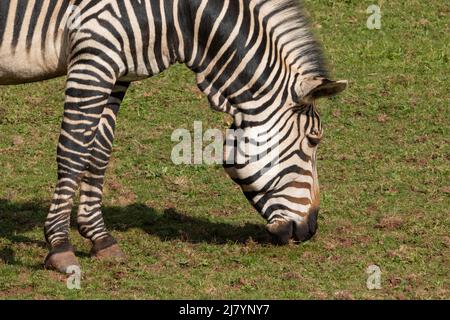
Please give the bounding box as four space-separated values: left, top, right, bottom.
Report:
258 0 329 78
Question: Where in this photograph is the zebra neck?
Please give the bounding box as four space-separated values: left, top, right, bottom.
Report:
181 0 310 128
183 0 271 119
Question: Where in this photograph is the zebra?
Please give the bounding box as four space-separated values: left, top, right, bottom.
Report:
0 0 347 273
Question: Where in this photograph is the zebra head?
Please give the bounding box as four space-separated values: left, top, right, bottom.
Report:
188 0 348 244
223 77 347 244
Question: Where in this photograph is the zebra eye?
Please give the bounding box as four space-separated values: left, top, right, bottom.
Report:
306 129 323 146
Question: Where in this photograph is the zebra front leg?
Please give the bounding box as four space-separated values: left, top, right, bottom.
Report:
76 82 130 261
44 73 117 273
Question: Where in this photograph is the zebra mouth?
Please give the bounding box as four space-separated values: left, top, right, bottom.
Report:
266 209 319 245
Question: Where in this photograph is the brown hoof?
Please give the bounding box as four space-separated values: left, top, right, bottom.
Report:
91 235 126 262
92 244 127 261
44 250 80 273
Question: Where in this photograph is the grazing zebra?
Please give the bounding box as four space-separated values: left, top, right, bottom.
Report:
0 0 347 273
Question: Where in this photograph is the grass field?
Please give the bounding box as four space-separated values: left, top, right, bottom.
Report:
0 0 449 299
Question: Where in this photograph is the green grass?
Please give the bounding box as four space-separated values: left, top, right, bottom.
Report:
0 0 449 299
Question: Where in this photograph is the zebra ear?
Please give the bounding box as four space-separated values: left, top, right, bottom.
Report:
300 77 348 103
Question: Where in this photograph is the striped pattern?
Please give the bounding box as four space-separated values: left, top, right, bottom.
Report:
0 0 346 248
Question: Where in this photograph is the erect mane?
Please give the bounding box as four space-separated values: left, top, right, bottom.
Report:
257 0 329 78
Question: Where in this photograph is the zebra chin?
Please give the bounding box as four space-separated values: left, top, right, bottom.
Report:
265 207 319 245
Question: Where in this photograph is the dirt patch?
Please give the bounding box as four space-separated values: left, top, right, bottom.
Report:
377 114 389 123
106 179 137 207
332 109 341 117
441 186 450 194
46 270 69 283
365 204 380 215
12 135 24 146
313 291 329 299
414 135 428 143
230 277 258 290
375 216 404 230
388 276 402 288
210 209 232 217
405 156 429 166
0 286 33 298
107 180 122 191
115 192 137 207
387 245 413 260
442 236 450 248
282 272 303 281
334 290 354 300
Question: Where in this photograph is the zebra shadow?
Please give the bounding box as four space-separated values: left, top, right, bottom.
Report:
103 204 270 244
0 199 270 252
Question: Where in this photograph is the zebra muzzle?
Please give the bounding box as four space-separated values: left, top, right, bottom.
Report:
266 209 319 245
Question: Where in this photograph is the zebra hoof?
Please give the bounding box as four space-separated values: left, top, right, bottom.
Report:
266 220 293 245
93 244 127 261
91 236 126 262
44 248 80 273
